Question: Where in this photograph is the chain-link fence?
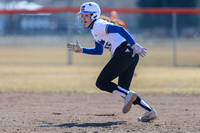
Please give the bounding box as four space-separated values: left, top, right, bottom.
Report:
0 1 200 67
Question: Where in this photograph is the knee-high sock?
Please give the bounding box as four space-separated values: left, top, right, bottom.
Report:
112 86 152 113
112 86 131 97
111 86 153 112
133 96 152 112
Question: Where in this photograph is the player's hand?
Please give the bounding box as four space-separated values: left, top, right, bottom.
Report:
67 41 83 53
133 43 147 57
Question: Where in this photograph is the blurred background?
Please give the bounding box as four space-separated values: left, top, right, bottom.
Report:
0 0 200 66
0 0 199 93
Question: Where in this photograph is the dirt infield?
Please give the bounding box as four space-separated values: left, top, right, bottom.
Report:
0 92 200 133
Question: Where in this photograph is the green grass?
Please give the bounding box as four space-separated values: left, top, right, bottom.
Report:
0 37 200 94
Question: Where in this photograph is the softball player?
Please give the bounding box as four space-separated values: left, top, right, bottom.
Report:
67 2 157 122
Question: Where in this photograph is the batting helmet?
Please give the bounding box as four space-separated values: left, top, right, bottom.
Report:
78 2 101 21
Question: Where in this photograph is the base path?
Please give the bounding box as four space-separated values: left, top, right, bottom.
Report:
0 93 199 133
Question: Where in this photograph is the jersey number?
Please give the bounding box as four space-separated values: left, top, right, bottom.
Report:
104 42 112 51
98 39 112 51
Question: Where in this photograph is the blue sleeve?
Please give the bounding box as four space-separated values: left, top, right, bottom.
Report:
107 24 136 46
82 41 103 55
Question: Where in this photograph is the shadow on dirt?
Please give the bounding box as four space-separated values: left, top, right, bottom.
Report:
40 121 126 128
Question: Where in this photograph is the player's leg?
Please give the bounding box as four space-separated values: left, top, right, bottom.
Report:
96 43 134 95
114 56 138 114
118 54 157 121
118 57 152 112
96 53 138 114
96 53 129 95
133 96 157 122
118 54 139 90
96 42 138 114
113 54 138 114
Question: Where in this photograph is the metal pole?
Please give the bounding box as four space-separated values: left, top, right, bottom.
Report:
12 0 15 9
172 12 177 66
67 23 73 65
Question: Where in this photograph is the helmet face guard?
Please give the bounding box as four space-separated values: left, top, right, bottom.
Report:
78 2 101 21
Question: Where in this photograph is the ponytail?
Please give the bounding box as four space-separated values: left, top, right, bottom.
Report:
100 15 119 25
100 15 128 30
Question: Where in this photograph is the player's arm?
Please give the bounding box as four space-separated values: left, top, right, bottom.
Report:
67 41 103 55
107 24 136 46
107 24 147 57
82 41 103 55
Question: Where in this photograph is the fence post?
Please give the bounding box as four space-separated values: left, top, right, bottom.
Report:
172 12 177 66
67 23 73 65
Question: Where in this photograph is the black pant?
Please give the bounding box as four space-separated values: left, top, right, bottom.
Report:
96 41 139 93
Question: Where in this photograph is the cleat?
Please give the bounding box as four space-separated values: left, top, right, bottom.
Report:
122 91 137 114
137 109 157 122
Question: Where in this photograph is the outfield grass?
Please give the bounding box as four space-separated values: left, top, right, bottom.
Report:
0 65 199 94
0 37 199 94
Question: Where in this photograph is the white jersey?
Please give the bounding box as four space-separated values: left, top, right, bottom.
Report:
91 19 126 55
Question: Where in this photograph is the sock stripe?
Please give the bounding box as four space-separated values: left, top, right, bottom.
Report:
139 103 152 112
117 86 129 94
140 100 152 111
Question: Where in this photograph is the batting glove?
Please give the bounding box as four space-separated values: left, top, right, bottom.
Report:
133 43 147 57
67 41 83 53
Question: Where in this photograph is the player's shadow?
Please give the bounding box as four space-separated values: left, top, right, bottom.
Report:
40 121 126 128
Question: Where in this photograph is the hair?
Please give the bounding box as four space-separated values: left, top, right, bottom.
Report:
100 15 123 26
